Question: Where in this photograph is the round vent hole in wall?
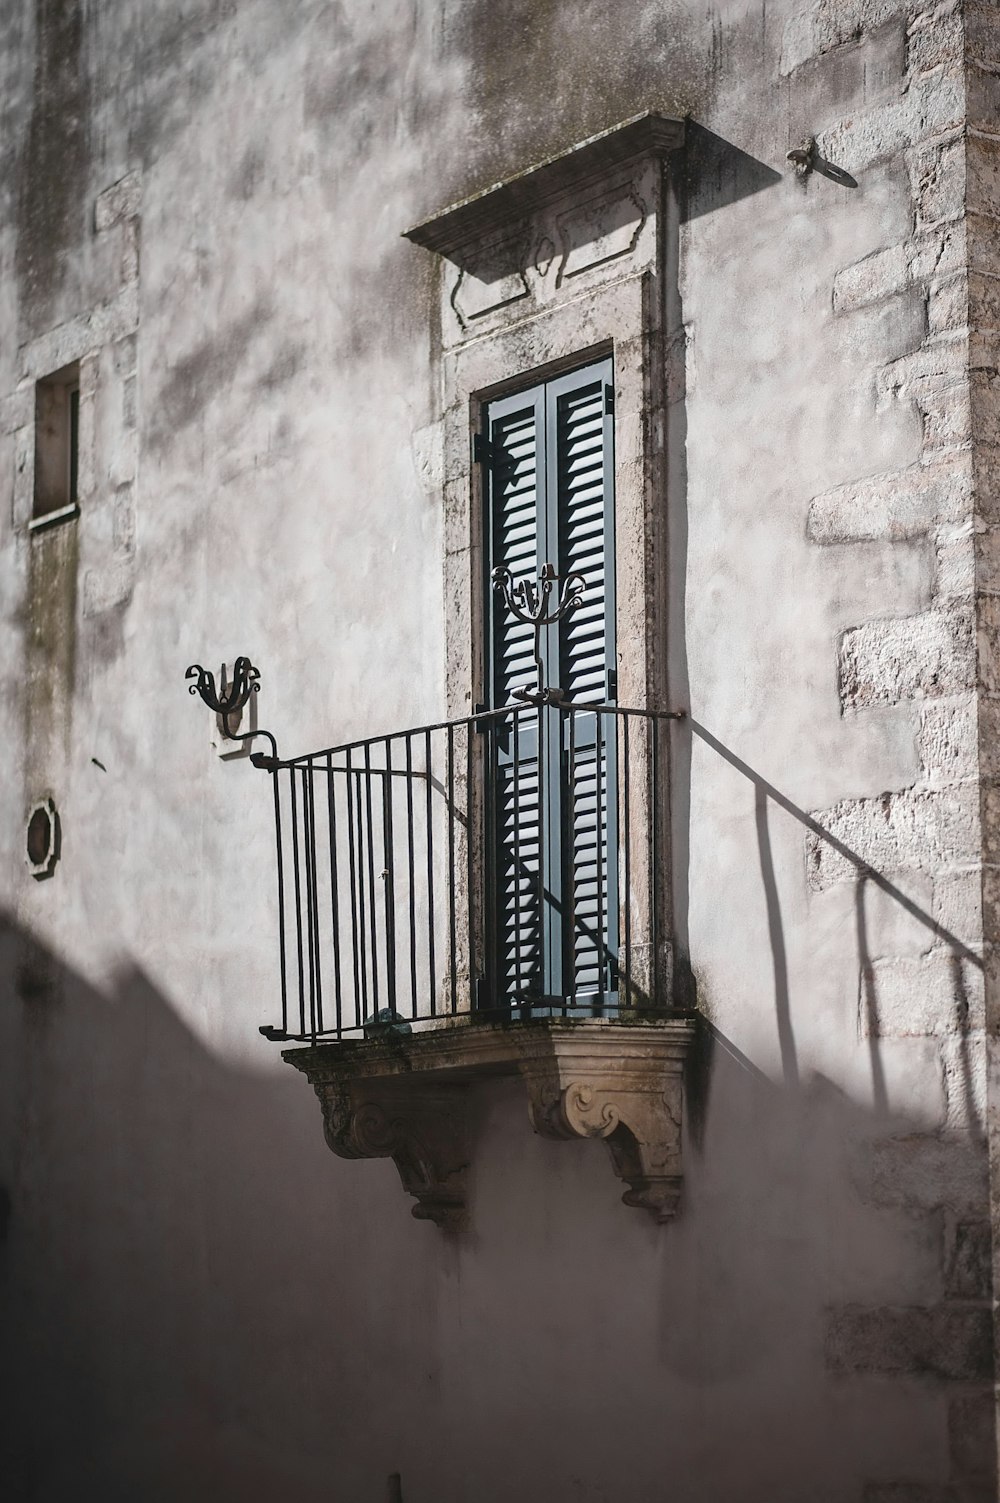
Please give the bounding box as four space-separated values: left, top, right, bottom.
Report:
26 797 60 879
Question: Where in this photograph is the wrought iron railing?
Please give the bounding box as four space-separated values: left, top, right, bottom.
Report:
241 700 679 1044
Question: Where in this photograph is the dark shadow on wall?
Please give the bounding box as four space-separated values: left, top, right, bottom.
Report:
0 908 994 1503
754 787 798 1089
15 0 90 338
665 124 784 1016
856 873 889 1116
680 122 783 222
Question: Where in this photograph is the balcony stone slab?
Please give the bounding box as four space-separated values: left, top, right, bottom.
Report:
284 1014 697 1230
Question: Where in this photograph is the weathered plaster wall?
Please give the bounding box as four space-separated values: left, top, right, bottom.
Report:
1 1 998 1501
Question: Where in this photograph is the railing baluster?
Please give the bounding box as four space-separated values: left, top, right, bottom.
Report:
537 704 546 1007
650 712 659 1010
363 742 379 1016
289 766 306 1038
271 766 288 1037
302 766 318 1043
425 728 436 1015
315 763 328 1036
512 708 522 1009
326 753 343 1039
447 723 457 1017
596 712 605 1004
348 746 366 1031
622 712 632 1009
466 721 475 1012
567 705 577 1015
383 738 397 1019
405 733 418 1022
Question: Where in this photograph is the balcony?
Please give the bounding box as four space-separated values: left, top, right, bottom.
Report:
231 696 697 1228
259 700 680 1044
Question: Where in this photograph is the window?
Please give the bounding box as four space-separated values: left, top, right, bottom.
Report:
31 362 80 528
482 357 618 1011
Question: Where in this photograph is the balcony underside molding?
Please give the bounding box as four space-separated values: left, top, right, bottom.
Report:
284 1016 697 1230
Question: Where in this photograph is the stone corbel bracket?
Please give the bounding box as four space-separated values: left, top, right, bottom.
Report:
285 1017 697 1230
316 1078 470 1230
518 1023 690 1222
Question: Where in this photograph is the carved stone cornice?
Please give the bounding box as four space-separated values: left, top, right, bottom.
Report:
285 1016 697 1229
403 112 685 261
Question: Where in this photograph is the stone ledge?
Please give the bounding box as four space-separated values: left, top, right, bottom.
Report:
284 1015 697 1228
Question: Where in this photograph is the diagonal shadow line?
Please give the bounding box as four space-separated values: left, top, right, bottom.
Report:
755 787 799 1088
856 873 888 1114
689 720 983 971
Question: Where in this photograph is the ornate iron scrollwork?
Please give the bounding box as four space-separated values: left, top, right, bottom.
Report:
185 656 278 766
491 560 586 704
185 656 260 726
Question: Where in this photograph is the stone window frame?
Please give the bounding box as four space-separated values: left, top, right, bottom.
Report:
13 346 97 539
410 112 686 1004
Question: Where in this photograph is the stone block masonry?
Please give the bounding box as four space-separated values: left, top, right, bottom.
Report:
838 608 975 710
825 1304 992 1381
794 1 999 1493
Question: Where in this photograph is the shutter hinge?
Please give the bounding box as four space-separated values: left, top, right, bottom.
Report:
473 701 489 733
606 668 618 702
604 383 615 415
473 432 491 465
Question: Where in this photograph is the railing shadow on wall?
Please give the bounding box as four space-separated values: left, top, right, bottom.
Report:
688 719 986 1145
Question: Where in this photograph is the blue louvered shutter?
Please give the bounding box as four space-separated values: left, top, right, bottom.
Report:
549 363 615 705
484 358 616 1009
485 386 545 1000
548 362 617 1003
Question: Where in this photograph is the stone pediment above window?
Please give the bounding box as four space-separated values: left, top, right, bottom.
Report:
403 111 685 345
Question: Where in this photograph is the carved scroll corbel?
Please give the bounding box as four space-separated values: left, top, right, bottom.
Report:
520 1034 689 1223
317 1081 470 1230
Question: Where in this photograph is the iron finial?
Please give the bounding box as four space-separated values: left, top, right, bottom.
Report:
491 561 586 704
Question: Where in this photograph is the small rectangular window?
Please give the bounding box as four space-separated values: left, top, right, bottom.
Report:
31 362 81 529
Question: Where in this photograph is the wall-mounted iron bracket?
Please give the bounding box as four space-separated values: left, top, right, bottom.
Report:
185 655 279 762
